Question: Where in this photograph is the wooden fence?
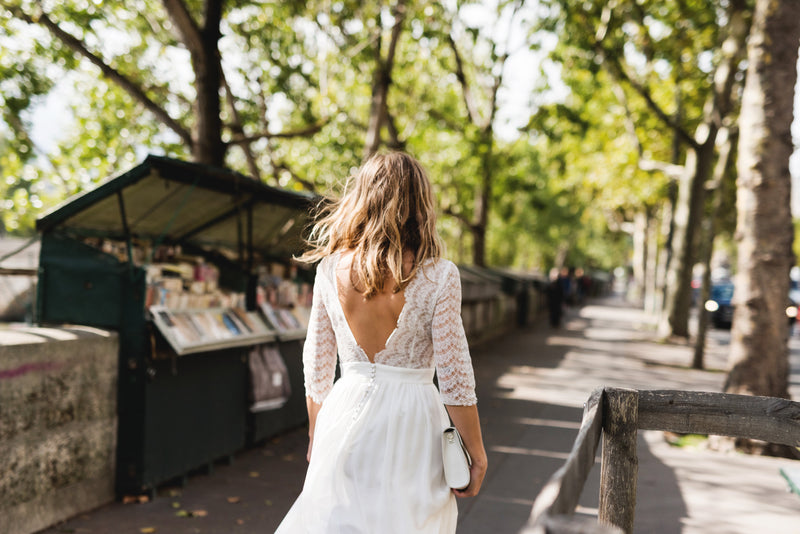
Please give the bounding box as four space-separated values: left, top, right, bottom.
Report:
523 387 800 534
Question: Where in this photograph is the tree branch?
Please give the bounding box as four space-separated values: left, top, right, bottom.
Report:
161 0 203 55
586 5 696 149
226 119 330 145
272 160 318 193
487 0 522 126
12 4 193 148
365 0 407 156
638 159 685 179
203 0 223 31
384 107 405 150
447 33 483 127
221 70 261 180
609 80 643 156
427 108 464 132
609 76 684 179
443 205 476 230
604 52 699 151
705 2 749 130
384 1 405 74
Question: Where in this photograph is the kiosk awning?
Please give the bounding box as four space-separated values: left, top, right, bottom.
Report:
37 155 318 261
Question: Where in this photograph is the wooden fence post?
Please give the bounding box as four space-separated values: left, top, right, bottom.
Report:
599 388 639 534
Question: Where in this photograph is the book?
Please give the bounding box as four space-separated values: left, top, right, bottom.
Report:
246 311 271 334
278 308 302 330
259 302 284 332
221 312 241 335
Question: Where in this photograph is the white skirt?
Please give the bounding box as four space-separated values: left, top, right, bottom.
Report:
275 362 457 533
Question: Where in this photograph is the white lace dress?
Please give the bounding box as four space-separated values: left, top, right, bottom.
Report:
275 252 477 534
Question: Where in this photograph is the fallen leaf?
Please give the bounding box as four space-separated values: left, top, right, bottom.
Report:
138 496 150 504
236 519 245 525
140 528 156 533
227 496 241 504
248 471 260 478
192 510 208 517
122 496 138 504
264 499 273 506
171 502 181 509
176 510 189 518
281 454 296 462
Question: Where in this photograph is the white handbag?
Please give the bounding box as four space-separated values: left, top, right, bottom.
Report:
442 426 472 489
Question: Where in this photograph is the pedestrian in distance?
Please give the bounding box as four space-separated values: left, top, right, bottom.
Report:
558 266 574 306
547 267 565 328
276 151 488 533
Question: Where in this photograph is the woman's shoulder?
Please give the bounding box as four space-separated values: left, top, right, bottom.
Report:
417 257 459 284
314 251 341 281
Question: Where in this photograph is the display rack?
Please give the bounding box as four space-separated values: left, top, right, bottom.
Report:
258 301 307 341
150 306 276 355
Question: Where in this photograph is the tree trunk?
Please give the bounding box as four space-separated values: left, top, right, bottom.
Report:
364 62 388 157
661 2 749 338
725 0 800 399
163 0 226 166
472 131 493 267
693 128 735 369
663 142 714 337
644 209 660 314
630 210 648 306
656 97 683 320
364 1 406 158
192 22 225 166
655 180 677 321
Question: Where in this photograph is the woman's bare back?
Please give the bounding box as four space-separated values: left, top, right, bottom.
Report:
335 249 414 361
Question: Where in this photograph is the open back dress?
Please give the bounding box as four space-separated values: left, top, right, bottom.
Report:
275 252 477 534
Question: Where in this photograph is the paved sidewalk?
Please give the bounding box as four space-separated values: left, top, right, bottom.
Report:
40 297 800 533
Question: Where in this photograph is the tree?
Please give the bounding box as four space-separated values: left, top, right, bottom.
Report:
693 126 737 369
363 0 408 157
725 0 800 401
0 0 633 273
536 0 749 329
432 0 524 267
659 0 750 338
1 0 329 177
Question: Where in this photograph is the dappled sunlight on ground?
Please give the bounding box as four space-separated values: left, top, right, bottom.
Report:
489 445 572 461
636 430 800 533
493 304 726 410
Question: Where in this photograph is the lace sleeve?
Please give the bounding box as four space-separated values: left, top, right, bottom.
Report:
432 262 477 406
302 259 338 404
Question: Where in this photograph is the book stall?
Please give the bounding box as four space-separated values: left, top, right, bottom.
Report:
35 156 316 497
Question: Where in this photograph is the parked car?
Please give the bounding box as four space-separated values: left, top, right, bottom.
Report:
704 280 798 330
704 281 734 328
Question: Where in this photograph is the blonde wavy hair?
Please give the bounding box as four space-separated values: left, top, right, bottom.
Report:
298 151 443 298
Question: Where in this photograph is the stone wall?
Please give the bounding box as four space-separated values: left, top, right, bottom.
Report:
0 326 118 534
459 267 547 345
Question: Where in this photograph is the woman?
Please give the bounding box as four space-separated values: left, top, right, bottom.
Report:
276 152 487 533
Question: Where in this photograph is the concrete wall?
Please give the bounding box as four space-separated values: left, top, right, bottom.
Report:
0 326 118 534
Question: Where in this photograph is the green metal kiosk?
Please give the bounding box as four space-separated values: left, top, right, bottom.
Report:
36 155 315 497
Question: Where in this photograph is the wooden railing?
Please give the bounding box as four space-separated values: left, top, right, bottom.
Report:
523 387 800 534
